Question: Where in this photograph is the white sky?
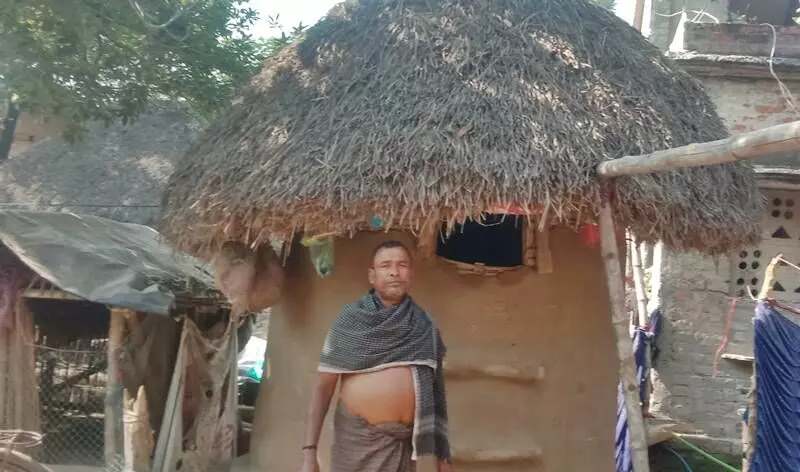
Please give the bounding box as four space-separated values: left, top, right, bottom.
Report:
247 0 646 38
248 0 340 37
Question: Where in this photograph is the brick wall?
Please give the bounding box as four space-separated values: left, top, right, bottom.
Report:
652 74 800 455
706 77 800 137
654 250 754 454
649 0 728 50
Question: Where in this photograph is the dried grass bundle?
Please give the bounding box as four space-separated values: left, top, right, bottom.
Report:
161 0 763 257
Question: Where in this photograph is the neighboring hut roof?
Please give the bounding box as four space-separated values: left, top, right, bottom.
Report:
1 105 202 226
161 0 763 257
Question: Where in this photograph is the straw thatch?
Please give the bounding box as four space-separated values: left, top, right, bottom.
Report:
1 104 202 226
161 0 763 257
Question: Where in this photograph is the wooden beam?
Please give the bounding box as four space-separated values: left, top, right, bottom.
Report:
598 192 651 472
597 121 800 178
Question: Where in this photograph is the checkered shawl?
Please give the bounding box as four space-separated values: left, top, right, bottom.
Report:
319 290 450 461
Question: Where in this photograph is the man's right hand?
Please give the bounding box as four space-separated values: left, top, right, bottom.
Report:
299 452 320 472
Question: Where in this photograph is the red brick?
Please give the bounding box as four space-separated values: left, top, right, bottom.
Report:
754 103 786 114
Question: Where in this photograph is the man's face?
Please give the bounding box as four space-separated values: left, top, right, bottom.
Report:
368 246 412 304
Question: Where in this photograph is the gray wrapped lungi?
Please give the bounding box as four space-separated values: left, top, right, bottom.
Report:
330 404 416 472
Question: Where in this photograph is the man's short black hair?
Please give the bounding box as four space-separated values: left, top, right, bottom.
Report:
372 240 411 262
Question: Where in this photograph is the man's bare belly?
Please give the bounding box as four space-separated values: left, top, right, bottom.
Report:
339 366 415 425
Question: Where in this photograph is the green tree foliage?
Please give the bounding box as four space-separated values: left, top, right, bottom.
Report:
0 0 301 139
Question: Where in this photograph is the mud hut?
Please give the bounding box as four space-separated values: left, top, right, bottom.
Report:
160 0 763 470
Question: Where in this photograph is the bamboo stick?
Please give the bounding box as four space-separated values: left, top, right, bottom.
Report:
643 242 664 414
597 121 800 177
598 194 650 472
630 235 649 327
630 236 651 416
626 238 636 334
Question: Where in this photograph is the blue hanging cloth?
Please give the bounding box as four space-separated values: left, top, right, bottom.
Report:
750 301 800 472
615 309 663 472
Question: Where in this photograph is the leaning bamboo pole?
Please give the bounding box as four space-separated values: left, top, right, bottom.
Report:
597 121 800 177
630 235 649 327
629 236 652 416
598 188 650 472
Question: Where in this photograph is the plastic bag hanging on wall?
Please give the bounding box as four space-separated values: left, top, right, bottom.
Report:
301 235 335 278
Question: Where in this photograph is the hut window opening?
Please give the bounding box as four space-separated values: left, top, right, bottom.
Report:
436 214 523 268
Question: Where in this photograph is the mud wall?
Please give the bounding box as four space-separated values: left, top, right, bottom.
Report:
251 227 618 471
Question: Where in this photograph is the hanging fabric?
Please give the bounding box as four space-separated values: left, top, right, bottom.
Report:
750 301 800 472
181 317 239 472
151 317 239 472
615 308 662 472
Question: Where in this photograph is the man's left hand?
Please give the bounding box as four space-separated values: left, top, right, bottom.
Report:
437 459 455 472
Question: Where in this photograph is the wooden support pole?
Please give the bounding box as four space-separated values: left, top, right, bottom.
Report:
597 121 800 178
599 191 651 472
105 308 127 467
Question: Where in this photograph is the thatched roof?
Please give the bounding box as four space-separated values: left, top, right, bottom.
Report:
161 0 763 257
1 105 202 226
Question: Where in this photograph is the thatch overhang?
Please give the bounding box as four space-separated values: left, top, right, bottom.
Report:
161 0 764 257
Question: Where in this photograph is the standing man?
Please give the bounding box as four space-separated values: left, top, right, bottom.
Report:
299 240 453 472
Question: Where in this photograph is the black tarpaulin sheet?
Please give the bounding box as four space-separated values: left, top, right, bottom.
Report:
0 210 217 315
